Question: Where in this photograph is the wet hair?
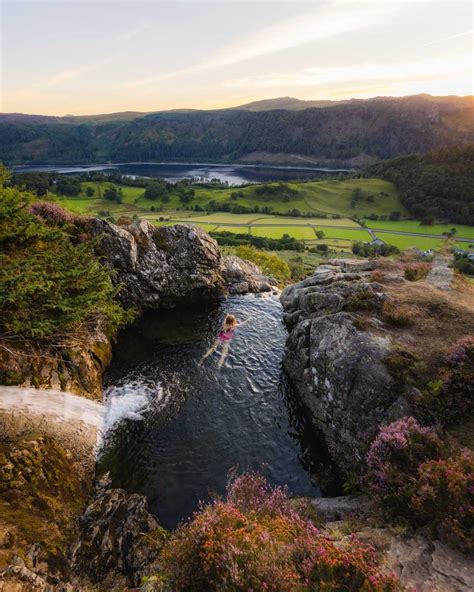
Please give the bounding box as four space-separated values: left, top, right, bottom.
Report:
224 314 237 328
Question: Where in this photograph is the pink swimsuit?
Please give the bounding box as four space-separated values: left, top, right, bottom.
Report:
218 329 234 342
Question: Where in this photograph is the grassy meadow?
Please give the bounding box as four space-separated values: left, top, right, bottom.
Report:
51 177 474 254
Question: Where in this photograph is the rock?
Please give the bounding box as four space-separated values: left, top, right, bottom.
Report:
354 529 474 592
72 474 162 588
311 495 369 522
89 220 275 309
221 255 277 295
281 260 412 475
90 220 226 309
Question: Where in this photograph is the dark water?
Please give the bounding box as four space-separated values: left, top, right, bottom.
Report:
98 296 334 529
14 162 352 185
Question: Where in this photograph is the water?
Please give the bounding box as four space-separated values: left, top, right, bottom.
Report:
98 296 335 529
14 162 352 185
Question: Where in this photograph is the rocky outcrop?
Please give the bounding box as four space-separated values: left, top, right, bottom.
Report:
356 529 474 592
90 220 274 309
72 474 163 589
1 220 274 396
312 495 474 592
0 321 111 400
0 390 103 591
221 254 277 295
281 260 412 475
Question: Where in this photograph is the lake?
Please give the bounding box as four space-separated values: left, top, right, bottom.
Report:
14 162 353 185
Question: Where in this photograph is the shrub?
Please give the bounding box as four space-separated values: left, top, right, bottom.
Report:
420 336 474 423
410 451 474 552
404 262 431 281
382 301 414 326
0 168 132 340
29 201 77 225
366 417 447 521
158 472 399 591
235 245 290 283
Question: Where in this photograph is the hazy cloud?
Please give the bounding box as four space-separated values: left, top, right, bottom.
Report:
125 0 398 88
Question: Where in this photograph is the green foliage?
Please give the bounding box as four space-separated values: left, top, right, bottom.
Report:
365 145 474 224
210 230 304 251
235 245 291 283
352 240 400 257
1 96 471 164
418 336 474 424
0 166 131 340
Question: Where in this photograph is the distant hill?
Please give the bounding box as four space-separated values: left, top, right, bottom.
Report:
233 96 345 111
364 144 474 225
0 94 473 165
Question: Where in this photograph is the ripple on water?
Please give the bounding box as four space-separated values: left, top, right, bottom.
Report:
98 295 326 529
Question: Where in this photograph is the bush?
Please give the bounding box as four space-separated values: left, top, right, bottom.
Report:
0 168 131 340
420 336 474 423
382 301 414 326
366 417 447 521
158 472 399 591
235 245 290 283
404 262 431 281
29 201 79 226
410 451 474 552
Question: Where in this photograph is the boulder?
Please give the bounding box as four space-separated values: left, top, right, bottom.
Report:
221 255 277 295
89 220 275 309
281 260 412 475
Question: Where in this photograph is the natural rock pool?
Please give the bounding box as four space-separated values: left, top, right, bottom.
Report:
98 295 334 529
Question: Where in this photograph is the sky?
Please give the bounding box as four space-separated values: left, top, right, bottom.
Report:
0 0 472 115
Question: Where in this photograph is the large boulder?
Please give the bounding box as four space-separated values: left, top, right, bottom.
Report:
89 220 275 309
89 220 225 309
281 260 412 476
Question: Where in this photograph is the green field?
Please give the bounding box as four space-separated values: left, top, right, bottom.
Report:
50 178 474 253
249 225 317 240
364 219 474 239
377 234 444 251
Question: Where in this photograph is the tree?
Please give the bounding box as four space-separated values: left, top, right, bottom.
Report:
86 186 95 197
0 170 131 340
389 211 401 221
316 230 325 239
103 186 122 203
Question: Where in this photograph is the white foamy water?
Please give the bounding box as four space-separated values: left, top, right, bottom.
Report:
102 380 165 432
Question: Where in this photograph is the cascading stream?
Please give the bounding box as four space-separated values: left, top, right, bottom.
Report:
98 295 330 529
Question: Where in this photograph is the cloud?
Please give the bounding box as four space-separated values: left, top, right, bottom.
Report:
223 53 472 90
124 0 398 88
422 28 473 47
43 57 112 87
117 24 150 44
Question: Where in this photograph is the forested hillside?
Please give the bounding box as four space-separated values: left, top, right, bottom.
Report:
364 144 474 225
0 95 472 165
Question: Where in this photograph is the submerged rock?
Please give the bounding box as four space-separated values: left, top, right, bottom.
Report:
281 260 412 475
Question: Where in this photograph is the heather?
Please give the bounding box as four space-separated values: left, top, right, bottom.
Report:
0 165 131 341
366 417 447 521
419 336 474 423
157 472 399 592
412 451 474 552
366 418 473 551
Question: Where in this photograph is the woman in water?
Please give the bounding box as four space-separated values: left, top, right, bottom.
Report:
199 314 246 368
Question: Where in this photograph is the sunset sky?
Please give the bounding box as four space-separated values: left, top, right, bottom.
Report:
1 0 472 115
